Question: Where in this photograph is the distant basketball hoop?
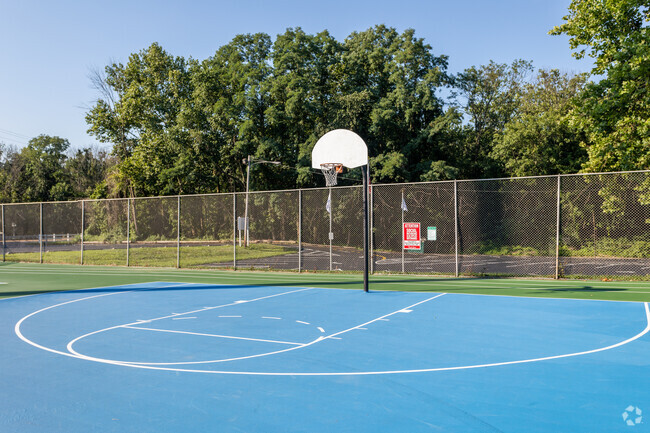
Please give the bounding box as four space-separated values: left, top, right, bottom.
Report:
312 129 370 292
320 163 344 187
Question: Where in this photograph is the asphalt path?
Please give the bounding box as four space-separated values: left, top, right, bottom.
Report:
221 246 650 278
4 240 650 278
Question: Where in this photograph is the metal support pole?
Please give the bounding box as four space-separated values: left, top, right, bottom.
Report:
370 180 374 275
233 193 237 270
80 201 85 265
555 175 561 279
39 202 43 264
362 165 369 292
176 196 181 269
244 155 251 247
126 199 131 267
401 189 405 274
1 204 4 262
329 188 332 271
298 189 302 273
454 180 459 277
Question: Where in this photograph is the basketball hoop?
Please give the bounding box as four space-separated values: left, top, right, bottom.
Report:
311 129 370 292
320 163 343 187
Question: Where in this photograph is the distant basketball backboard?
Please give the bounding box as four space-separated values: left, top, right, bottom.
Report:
311 129 368 169
311 129 370 292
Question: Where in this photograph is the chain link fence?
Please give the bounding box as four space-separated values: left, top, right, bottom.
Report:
3 170 650 279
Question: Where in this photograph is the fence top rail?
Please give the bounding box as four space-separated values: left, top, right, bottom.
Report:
453 169 650 184
2 169 650 207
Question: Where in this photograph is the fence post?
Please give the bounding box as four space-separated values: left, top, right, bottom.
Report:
233 193 237 270
39 202 43 264
555 175 561 279
401 189 405 274
80 200 85 265
126 199 131 267
177 196 181 269
1 204 4 262
370 182 374 275
298 189 302 273
454 180 459 278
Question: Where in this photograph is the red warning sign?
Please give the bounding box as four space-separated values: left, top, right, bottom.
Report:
403 222 421 250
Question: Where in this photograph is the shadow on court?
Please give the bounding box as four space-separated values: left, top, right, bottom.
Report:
0 277 629 300
534 285 626 293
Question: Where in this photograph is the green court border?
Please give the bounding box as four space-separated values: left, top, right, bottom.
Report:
1 262 650 302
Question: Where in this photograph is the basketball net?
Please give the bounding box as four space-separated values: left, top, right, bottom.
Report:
320 163 343 187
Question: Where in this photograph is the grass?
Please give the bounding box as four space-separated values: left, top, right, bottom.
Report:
5 243 292 267
0 262 650 302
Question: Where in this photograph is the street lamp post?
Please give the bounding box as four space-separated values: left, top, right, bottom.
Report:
243 155 280 247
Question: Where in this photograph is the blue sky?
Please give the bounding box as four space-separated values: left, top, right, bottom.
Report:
0 0 592 151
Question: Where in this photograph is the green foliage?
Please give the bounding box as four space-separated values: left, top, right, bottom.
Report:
491 69 589 176
370 152 408 183
7 244 290 267
560 235 650 258
0 137 110 203
420 161 459 181
474 241 542 257
551 0 650 172
85 27 453 194
9 9 650 203
452 60 533 178
19 135 70 202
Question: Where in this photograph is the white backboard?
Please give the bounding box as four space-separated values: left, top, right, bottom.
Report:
311 129 368 169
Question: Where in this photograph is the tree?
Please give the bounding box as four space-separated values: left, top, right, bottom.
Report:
86 43 193 197
0 144 20 202
491 69 588 176
8 135 71 202
266 28 342 188
65 147 111 198
452 60 533 178
183 33 274 193
551 0 650 172
334 26 450 183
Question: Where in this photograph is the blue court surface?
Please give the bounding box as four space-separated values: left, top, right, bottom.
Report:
1 282 650 432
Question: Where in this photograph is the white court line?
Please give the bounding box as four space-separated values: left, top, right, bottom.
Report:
3 264 650 289
296 321 310 325
13 282 194 360
15 285 650 376
262 317 281 320
131 288 312 323
64 293 446 367
124 326 302 346
15 285 312 363
65 287 314 359
71 301 650 375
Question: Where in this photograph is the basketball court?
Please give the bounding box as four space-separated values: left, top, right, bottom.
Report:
1 130 649 432
1 269 650 432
